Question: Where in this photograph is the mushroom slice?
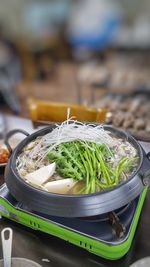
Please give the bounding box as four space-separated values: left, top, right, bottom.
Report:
25 163 56 186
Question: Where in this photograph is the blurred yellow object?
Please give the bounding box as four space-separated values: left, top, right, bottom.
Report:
28 98 106 125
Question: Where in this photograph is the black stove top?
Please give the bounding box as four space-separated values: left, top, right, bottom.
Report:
0 183 139 245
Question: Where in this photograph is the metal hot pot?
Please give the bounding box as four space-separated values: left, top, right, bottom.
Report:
4 125 150 218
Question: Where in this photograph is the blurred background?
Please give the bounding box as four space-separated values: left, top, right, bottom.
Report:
0 0 150 140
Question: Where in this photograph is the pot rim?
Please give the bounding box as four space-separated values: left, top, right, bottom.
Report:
9 124 144 199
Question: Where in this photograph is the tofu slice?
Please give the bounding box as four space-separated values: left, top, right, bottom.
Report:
25 163 56 186
44 178 77 194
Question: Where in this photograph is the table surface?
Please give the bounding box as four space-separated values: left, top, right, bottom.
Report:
0 115 150 267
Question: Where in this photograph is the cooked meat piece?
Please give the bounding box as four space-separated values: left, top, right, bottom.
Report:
129 98 141 113
138 103 150 117
113 112 125 127
134 119 146 130
122 116 134 129
120 101 129 112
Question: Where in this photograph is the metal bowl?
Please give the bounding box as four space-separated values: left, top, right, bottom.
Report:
4 125 150 218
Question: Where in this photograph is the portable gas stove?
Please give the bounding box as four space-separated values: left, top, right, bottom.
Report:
0 183 148 260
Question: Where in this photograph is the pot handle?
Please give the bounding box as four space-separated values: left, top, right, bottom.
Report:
147 152 150 161
142 151 150 186
4 129 30 154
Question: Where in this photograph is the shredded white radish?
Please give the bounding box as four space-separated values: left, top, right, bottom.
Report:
28 119 114 163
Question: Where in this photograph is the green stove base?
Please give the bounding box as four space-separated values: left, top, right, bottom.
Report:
0 184 148 260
